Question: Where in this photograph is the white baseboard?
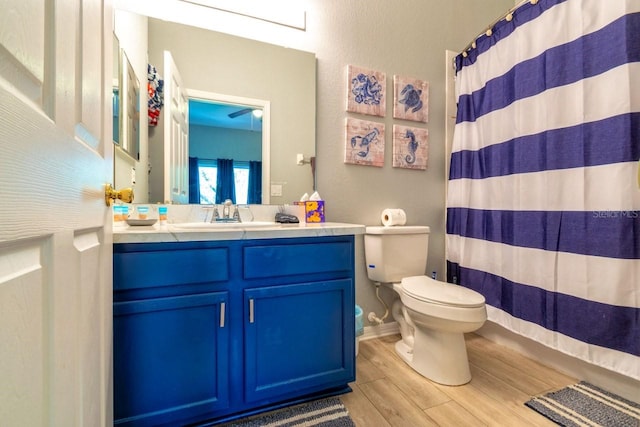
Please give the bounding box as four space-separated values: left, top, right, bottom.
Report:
360 322 399 341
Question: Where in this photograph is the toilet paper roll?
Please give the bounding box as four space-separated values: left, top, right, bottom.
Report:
381 209 407 226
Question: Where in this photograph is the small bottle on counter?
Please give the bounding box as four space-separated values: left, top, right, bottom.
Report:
158 205 168 226
113 205 123 226
137 206 149 220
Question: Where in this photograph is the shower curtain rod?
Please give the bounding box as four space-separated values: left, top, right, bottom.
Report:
460 0 538 57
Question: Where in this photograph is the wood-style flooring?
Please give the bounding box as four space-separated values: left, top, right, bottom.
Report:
340 333 577 426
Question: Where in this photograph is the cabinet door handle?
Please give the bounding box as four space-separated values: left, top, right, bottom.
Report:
220 302 226 328
249 299 255 323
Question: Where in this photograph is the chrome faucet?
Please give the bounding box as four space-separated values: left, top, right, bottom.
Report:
222 199 233 219
217 199 240 222
205 200 241 223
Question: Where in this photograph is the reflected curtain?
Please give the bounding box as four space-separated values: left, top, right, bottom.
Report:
248 161 262 204
447 0 639 380
215 158 236 204
188 157 200 204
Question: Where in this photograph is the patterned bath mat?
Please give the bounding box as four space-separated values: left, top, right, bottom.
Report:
525 381 640 426
218 397 354 427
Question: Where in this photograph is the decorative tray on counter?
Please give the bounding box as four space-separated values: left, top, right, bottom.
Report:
126 218 158 226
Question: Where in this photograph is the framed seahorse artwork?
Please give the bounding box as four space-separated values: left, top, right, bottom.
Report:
393 75 429 123
346 65 386 117
392 125 428 170
344 118 385 167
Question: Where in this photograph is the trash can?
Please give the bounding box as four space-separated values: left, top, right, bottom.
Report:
355 305 364 356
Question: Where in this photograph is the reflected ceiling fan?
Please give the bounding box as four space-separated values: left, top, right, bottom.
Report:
228 107 263 119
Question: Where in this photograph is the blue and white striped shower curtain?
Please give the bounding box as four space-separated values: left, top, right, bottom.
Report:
447 0 640 380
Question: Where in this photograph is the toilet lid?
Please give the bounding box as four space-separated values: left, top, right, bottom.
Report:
401 276 485 307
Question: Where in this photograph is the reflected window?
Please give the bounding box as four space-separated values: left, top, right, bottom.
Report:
198 159 249 204
112 88 120 144
233 164 249 204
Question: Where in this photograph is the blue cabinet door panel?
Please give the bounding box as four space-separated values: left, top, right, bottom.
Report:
243 241 353 279
244 279 355 403
114 293 229 426
114 247 229 291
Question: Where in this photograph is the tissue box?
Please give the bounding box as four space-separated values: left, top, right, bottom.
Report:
294 200 325 223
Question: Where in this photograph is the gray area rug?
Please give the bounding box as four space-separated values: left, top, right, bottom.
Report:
219 397 355 427
525 381 640 427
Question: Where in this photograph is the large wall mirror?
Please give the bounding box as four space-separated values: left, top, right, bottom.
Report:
113 8 316 205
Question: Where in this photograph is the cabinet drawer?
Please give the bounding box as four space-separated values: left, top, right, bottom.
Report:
243 241 352 279
114 247 229 291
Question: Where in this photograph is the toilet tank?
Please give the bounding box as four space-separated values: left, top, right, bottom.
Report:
364 226 430 283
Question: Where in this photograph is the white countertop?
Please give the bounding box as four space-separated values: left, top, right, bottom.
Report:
113 222 365 244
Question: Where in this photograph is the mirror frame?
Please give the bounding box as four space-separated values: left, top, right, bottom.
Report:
117 49 141 161
112 33 122 146
187 89 271 204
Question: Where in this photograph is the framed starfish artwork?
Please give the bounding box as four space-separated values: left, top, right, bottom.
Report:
346 65 386 117
392 125 428 170
344 118 385 167
393 75 429 123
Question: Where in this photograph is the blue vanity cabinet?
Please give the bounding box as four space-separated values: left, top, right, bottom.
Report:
113 235 356 426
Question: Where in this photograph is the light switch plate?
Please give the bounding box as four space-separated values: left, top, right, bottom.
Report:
270 184 283 196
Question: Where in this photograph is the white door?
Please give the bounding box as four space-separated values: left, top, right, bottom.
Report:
163 50 189 204
0 0 113 426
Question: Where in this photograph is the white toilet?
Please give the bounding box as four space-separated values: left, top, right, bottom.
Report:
364 225 487 386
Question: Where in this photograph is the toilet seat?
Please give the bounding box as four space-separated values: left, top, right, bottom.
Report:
401 276 485 308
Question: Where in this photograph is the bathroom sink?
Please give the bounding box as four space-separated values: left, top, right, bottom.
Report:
171 221 278 230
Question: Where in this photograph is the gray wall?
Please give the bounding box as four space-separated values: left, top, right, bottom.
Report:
301 1 513 324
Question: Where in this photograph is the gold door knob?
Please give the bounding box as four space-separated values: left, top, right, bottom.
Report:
105 184 134 206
